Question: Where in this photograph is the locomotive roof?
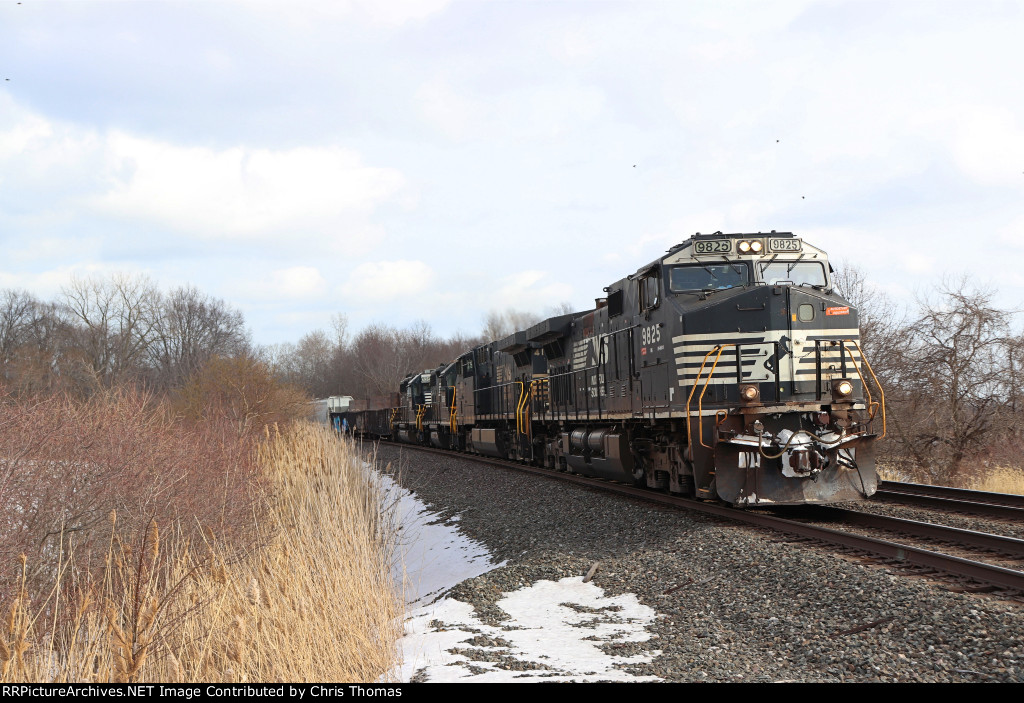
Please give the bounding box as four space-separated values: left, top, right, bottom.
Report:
667 230 795 255
626 230 826 276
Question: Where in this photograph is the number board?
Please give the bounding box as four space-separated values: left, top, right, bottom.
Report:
769 238 802 253
693 240 732 254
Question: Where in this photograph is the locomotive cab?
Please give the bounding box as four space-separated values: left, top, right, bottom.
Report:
651 232 882 505
396 368 438 444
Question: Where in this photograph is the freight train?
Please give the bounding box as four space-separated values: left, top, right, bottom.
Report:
334 231 885 506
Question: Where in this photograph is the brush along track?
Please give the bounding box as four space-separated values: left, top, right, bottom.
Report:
379 440 1024 597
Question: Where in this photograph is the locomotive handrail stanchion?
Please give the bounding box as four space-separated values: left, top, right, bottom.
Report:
684 346 719 450
522 380 538 438
833 339 880 427
815 340 823 401
696 344 736 449
843 339 887 439
683 343 738 450
514 381 525 435
450 387 457 434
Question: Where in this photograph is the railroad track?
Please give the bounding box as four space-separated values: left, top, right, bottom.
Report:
377 440 1024 597
876 481 1024 520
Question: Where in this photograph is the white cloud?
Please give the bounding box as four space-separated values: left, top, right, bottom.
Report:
416 77 605 142
215 0 452 28
0 96 408 247
270 266 327 299
948 107 1024 187
415 78 478 141
0 101 54 160
93 134 406 237
357 0 451 25
489 270 575 311
228 265 328 302
340 260 436 303
901 254 937 275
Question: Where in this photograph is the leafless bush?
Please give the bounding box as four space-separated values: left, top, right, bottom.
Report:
174 355 310 435
835 266 1024 482
0 386 263 599
0 424 402 683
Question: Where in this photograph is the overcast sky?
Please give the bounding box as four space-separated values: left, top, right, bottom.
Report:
2 0 1022 344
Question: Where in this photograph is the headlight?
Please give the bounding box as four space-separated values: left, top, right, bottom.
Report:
738 241 751 253
750 240 763 253
740 384 760 402
832 379 854 397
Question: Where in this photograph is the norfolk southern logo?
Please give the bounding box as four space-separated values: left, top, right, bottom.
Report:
763 335 792 375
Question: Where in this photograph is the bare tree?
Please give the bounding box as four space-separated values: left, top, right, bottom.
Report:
892 278 1019 478
349 324 411 397
147 285 249 389
330 312 350 350
830 263 908 391
0 290 79 393
0 289 38 362
481 308 544 342
61 273 161 385
343 322 462 397
291 330 335 398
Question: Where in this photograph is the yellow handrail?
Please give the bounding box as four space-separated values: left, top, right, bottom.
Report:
449 387 457 433
844 339 887 439
685 343 738 449
515 382 526 435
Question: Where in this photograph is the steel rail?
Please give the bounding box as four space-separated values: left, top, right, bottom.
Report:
879 481 1024 509
874 485 1024 521
378 441 1024 593
795 506 1024 559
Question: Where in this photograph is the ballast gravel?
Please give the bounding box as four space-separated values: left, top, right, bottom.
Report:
376 444 1024 683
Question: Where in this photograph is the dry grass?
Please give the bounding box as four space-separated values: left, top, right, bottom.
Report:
877 460 1024 496
967 465 1024 496
0 422 402 682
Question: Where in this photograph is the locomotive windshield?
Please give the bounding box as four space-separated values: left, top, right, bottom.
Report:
668 263 749 292
759 261 827 287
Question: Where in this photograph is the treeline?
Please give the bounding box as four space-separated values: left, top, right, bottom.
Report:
1 275 249 395
266 304 573 399
835 269 1024 481
0 273 571 414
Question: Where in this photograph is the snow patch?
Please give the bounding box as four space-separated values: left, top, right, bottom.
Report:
397 577 661 682
379 468 661 682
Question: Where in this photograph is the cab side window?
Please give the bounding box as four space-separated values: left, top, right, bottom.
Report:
639 273 660 311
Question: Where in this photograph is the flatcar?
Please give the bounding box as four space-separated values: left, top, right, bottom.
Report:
335 231 885 506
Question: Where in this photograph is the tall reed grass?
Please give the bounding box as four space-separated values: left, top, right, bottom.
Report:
0 422 402 682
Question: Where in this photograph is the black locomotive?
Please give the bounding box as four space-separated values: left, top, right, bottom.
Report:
336 232 885 506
